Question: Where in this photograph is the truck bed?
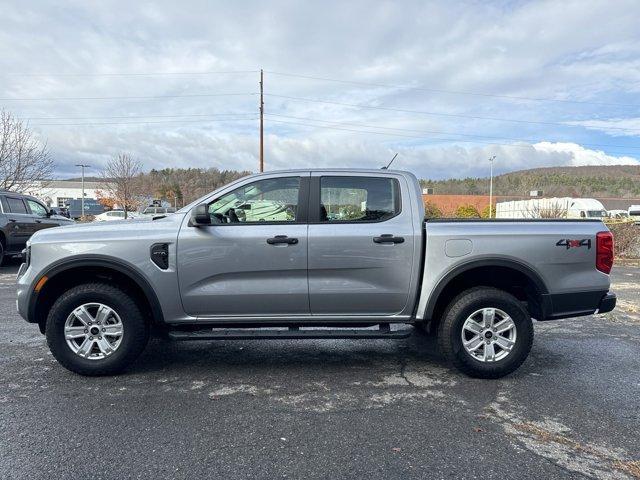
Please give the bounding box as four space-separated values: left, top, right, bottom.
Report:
416 218 611 321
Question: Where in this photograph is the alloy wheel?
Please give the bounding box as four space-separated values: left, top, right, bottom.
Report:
460 307 517 362
64 303 124 360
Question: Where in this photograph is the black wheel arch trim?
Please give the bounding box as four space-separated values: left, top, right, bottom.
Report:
27 255 164 325
424 257 549 321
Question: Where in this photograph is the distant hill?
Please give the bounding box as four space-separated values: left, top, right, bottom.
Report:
420 165 640 197
64 176 103 182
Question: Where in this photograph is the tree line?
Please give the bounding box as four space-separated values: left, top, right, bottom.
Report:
421 166 640 198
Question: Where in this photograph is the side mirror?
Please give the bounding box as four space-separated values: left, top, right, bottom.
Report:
190 203 211 226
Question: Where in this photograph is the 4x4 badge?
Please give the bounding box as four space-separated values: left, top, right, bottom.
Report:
556 239 592 249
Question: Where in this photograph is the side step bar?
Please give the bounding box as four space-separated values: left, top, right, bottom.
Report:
168 324 413 341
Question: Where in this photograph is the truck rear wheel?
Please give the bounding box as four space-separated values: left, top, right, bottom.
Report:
46 283 149 376
437 287 533 378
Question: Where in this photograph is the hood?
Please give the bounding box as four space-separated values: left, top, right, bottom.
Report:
50 214 75 223
29 212 186 245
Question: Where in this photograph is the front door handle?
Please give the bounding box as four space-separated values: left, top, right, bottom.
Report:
267 235 298 245
373 234 405 244
35 220 42 223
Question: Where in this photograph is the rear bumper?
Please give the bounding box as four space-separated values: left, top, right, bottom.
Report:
540 290 616 321
596 292 616 314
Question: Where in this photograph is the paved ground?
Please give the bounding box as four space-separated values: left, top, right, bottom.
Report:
1 260 639 480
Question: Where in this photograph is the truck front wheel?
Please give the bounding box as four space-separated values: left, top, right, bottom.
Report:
46 283 149 376
437 287 533 378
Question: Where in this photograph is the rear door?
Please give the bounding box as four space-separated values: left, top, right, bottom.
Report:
177 174 310 317
307 173 415 316
0 195 34 251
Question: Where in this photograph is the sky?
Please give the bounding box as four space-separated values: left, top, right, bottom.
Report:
1 0 639 180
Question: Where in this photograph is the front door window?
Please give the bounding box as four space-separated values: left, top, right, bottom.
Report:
208 177 300 224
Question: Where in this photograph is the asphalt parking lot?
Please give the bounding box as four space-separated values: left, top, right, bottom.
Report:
1 261 639 480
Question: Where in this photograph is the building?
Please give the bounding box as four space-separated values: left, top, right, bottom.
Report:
423 194 491 216
422 193 640 217
20 180 107 208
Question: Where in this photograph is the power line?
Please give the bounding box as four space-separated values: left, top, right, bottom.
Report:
1 70 259 77
266 70 639 108
4 67 634 109
20 112 255 120
30 118 258 126
265 93 640 133
266 118 640 156
264 113 640 151
0 92 256 101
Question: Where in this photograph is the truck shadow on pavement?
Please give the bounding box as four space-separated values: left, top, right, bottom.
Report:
130 331 507 383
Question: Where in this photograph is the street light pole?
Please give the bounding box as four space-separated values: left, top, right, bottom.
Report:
75 164 90 220
488 156 496 218
259 69 264 173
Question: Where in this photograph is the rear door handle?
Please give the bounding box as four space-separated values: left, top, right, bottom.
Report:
373 234 405 244
35 220 42 223
266 235 298 245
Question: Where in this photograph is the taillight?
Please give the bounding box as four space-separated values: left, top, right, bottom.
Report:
596 231 614 274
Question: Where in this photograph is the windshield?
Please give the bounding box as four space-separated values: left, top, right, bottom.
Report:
586 210 607 218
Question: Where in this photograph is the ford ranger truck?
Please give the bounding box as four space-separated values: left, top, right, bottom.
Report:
16 169 616 378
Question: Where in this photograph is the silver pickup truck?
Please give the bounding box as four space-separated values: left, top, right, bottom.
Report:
16 169 616 378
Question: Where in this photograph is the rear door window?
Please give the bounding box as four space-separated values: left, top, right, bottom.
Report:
319 176 400 222
5 196 28 214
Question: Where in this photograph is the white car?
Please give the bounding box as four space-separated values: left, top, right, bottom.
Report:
141 206 176 216
93 210 140 221
608 209 629 220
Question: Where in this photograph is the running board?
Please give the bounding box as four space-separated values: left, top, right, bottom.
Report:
168 324 413 341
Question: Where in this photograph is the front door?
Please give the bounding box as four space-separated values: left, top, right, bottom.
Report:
307 173 415 316
24 198 58 233
177 174 310 317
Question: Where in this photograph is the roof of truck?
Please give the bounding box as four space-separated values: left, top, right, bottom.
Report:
253 168 411 174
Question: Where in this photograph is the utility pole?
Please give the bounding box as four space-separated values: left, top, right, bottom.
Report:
75 164 90 220
259 69 264 173
488 156 496 218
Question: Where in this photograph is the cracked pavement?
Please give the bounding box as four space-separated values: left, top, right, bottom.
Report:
1 260 639 479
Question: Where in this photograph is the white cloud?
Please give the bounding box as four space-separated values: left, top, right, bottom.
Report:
566 118 640 137
532 142 638 166
43 126 639 180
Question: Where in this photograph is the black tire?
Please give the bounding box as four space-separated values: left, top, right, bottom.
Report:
46 283 149 376
437 287 533 379
0 240 5 267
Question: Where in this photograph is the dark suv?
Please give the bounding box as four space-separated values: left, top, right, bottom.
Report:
0 191 74 265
